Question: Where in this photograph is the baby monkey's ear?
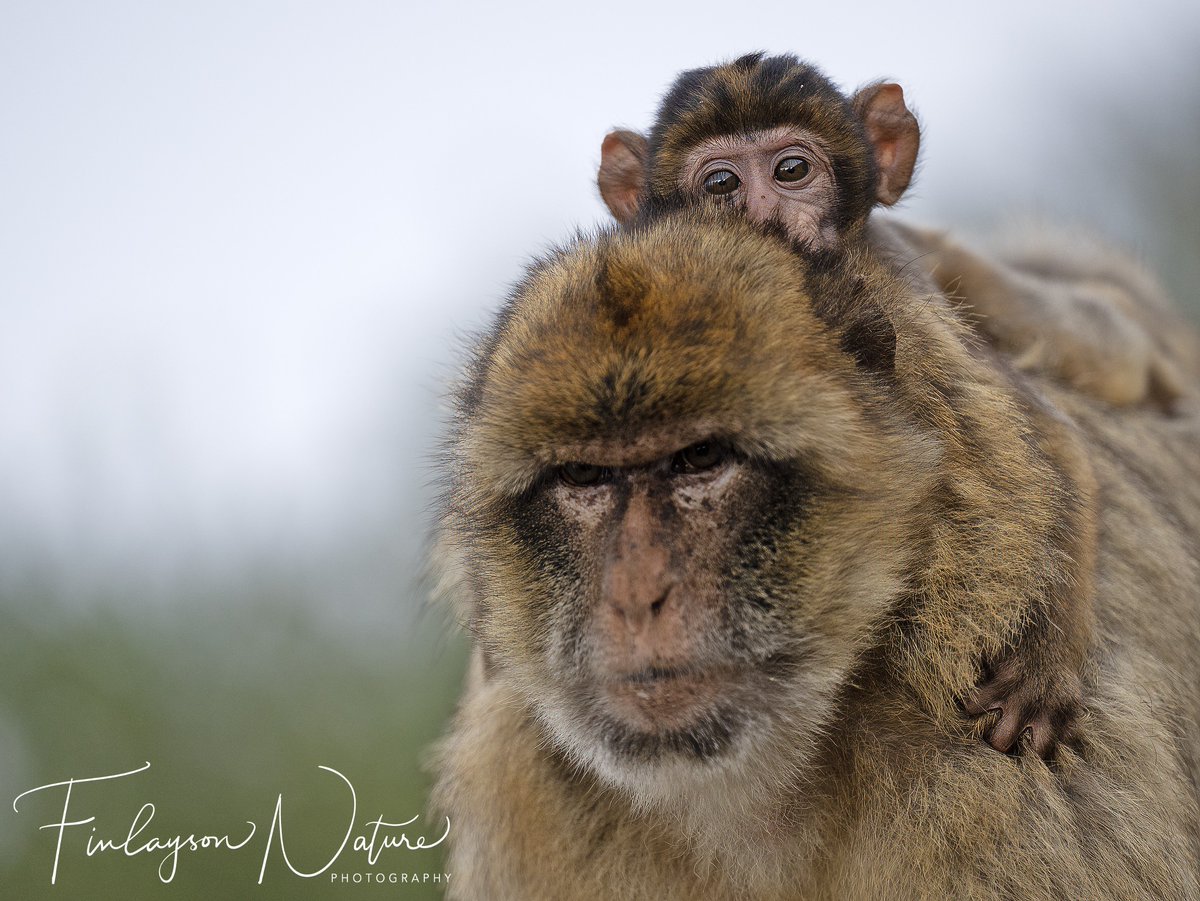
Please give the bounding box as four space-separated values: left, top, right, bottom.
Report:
598 129 649 224
852 82 920 207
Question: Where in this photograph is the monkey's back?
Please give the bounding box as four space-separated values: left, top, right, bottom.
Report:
819 387 1200 901
1066 390 1200 780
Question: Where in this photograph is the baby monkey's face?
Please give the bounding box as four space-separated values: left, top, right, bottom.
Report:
679 126 841 249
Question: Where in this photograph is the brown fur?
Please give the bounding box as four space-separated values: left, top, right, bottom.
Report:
879 219 1200 412
600 52 1189 412
431 207 1200 899
642 52 880 240
599 53 1200 753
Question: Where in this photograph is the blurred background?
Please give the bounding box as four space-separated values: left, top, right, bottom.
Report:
1 0 1197 897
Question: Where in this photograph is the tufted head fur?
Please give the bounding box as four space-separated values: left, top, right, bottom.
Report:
646 53 879 232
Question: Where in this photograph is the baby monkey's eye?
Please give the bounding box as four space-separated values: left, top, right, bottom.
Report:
703 170 741 196
672 441 728 474
560 462 611 487
774 156 811 183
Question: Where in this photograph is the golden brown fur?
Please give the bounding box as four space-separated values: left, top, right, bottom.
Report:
876 218 1200 411
644 53 879 239
431 207 1200 900
603 52 1192 412
602 54 1100 753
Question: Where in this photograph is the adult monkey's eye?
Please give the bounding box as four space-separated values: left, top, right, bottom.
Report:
703 170 741 195
560 462 610 487
672 441 728 473
774 156 811 183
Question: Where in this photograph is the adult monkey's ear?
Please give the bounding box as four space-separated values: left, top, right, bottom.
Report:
598 129 649 224
852 83 920 207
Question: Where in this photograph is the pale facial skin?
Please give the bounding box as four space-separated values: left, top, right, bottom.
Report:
679 126 841 248
549 438 764 750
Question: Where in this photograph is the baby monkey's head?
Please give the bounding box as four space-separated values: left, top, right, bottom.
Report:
599 52 919 250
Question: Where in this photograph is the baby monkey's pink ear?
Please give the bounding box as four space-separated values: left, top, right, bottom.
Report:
852 83 920 206
598 129 649 224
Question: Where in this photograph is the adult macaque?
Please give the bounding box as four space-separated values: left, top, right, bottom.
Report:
598 52 1194 411
432 206 1200 900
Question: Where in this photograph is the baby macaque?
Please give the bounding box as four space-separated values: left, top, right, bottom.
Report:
598 52 1192 412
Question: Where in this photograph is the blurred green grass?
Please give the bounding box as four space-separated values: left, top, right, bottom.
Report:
0 592 467 900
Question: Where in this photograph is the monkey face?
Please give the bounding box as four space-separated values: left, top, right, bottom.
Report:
450 211 934 801
598 54 920 250
679 126 842 249
520 435 818 767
